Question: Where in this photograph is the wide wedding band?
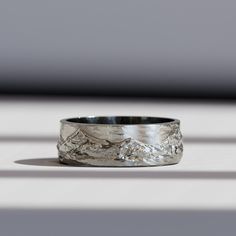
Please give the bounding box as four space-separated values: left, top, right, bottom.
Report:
57 116 183 167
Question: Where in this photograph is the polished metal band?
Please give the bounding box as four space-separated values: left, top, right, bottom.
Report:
57 116 183 167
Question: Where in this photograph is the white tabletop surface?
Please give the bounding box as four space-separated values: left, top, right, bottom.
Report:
0 97 236 236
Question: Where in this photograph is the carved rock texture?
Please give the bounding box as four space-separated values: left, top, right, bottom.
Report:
58 121 183 166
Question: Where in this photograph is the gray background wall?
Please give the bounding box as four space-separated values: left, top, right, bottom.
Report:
0 0 236 98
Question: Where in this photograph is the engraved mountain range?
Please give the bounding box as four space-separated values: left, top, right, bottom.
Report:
58 123 183 166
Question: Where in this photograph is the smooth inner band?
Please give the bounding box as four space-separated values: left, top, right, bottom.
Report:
65 116 175 125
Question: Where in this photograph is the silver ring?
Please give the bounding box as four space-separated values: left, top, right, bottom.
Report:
57 116 183 167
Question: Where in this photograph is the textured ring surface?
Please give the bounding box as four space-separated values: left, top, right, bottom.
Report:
57 116 183 167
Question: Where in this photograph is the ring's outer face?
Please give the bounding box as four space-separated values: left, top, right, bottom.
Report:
57 116 183 167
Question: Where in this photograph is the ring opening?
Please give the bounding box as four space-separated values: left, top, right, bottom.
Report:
66 116 175 125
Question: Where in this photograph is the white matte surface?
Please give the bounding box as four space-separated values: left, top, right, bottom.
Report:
0 97 236 235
